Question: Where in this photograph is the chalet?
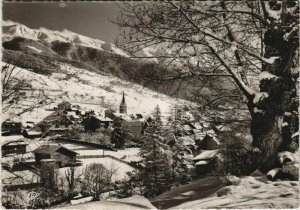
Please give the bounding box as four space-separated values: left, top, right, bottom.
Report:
196 134 220 150
23 127 43 139
57 101 72 111
193 150 219 175
2 139 28 156
33 144 78 168
2 120 22 135
83 115 113 132
39 113 73 132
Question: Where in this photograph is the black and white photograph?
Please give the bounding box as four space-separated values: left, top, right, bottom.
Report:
1 1 299 209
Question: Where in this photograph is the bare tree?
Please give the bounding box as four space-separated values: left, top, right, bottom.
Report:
2 62 48 115
81 163 115 199
116 1 299 170
65 166 83 198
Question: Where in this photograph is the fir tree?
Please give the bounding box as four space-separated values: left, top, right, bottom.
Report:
140 106 172 197
171 138 193 186
111 122 126 148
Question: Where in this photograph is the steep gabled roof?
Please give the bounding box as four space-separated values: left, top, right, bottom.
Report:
33 144 78 156
193 150 218 161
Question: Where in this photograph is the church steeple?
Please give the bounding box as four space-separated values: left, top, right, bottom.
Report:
122 92 125 104
120 92 127 114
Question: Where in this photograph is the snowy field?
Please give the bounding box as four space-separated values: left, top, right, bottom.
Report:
54 142 141 181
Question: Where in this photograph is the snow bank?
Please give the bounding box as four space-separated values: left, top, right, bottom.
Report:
175 176 299 209
56 195 156 209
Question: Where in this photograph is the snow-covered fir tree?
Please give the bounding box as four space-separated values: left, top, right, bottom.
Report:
171 138 193 186
140 106 172 197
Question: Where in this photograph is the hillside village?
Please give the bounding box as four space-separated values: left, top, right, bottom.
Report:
1 89 235 208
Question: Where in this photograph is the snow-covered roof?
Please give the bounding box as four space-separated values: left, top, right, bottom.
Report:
193 122 203 130
216 124 232 132
207 134 221 145
2 139 28 147
67 111 77 116
25 127 42 135
206 129 216 135
26 130 42 135
194 132 207 141
195 159 213 165
183 124 193 130
94 116 113 122
177 136 195 146
202 122 211 128
0 136 24 146
193 150 218 161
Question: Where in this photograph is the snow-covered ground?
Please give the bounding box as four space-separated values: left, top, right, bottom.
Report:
55 195 157 210
54 142 141 181
6 64 190 120
81 158 133 181
57 157 135 182
170 176 299 209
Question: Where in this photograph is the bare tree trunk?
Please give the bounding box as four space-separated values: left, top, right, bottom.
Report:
250 8 299 170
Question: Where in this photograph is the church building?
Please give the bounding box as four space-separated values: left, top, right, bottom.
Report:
119 92 127 114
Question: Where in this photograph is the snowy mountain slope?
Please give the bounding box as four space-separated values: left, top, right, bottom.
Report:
5 63 191 119
2 20 230 106
2 20 129 57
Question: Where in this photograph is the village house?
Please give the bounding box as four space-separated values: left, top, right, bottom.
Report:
33 144 78 168
193 149 219 175
83 115 113 132
2 139 28 156
38 112 73 135
57 101 72 111
197 134 220 150
2 120 22 135
23 127 43 139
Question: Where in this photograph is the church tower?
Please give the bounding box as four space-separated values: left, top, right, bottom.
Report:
119 92 127 114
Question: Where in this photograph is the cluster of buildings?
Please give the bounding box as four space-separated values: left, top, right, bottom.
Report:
1 91 233 195
1 92 147 163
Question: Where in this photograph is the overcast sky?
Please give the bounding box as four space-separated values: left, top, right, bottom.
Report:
3 2 121 43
